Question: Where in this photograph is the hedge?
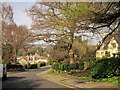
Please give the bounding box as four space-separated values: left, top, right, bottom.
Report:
91 57 120 79
51 62 84 72
29 64 37 69
7 64 25 71
48 60 58 65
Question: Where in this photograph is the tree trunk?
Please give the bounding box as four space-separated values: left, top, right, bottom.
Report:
69 48 74 64
69 32 74 64
13 49 17 64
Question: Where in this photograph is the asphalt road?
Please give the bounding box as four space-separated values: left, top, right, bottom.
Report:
2 66 73 89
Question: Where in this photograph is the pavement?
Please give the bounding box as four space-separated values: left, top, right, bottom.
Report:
37 68 119 89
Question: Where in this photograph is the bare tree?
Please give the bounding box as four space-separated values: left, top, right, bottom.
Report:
2 3 31 63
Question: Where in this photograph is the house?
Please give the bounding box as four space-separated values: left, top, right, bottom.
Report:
25 54 48 64
17 56 29 67
36 56 48 63
96 34 120 58
17 53 48 64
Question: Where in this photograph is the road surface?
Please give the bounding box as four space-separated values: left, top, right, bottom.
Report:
2 66 73 89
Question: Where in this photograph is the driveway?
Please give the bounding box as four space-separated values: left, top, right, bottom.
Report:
2 66 73 89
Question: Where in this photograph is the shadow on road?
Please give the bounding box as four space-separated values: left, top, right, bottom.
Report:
2 76 43 89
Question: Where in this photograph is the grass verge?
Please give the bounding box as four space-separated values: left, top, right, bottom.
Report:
78 76 119 87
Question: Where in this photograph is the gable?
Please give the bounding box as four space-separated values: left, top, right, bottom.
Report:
103 34 120 50
108 38 119 49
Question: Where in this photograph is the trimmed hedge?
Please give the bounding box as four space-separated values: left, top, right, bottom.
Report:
7 64 25 71
48 60 58 65
52 62 84 72
28 62 46 69
29 64 37 69
91 57 120 79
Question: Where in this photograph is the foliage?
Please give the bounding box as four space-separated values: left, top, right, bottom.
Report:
80 49 96 70
27 62 46 69
2 43 13 64
73 37 87 58
7 64 25 71
47 36 89 63
28 2 95 64
48 41 69 61
2 4 31 63
47 59 58 65
90 57 120 79
51 61 84 73
37 63 41 68
17 52 23 56
29 64 37 69
77 62 84 70
81 50 96 62
78 76 119 86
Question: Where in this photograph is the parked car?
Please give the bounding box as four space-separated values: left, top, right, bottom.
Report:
0 64 7 80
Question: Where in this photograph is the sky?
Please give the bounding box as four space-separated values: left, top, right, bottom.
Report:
4 2 36 28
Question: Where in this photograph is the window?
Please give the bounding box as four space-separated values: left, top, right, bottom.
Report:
111 43 116 48
101 52 104 55
105 51 110 57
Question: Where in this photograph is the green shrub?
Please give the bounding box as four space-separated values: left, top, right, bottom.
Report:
37 63 41 68
48 60 58 65
59 63 64 71
52 62 59 71
29 64 37 69
78 62 84 70
70 62 78 70
91 58 120 79
64 64 71 72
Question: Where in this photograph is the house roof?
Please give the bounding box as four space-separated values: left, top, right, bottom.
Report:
22 56 27 60
103 33 120 50
38 56 47 60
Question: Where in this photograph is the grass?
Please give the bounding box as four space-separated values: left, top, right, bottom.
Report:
47 68 64 76
47 68 120 87
78 76 119 87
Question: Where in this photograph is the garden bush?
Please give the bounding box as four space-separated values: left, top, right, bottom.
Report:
52 62 60 71
63 63 70 72
29 64 37 69
70 62 78 70
48 60 58 65
78 62 84 70
59 63 64 71
37 62 46 68
91 57 120 79
37 63 41 68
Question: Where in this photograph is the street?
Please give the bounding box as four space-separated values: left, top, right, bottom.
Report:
2 66 72 89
